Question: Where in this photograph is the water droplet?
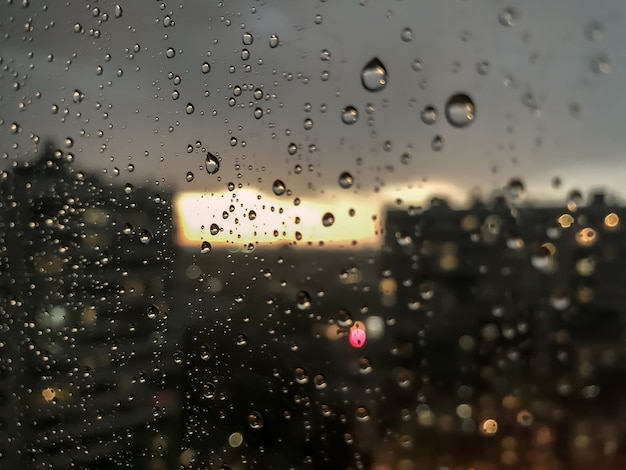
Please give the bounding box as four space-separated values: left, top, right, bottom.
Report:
355 406 370 422
295 366 309 384
205 152 220 174
186 171 194 182
200 241 212 254
361 58 388 92
303 118 314 130
139 229 152 244
445 93 475 128
114 4 123 18
241 49 250 61
253 107 263 119
338 172 354 189
322 212 335 227
203 383 216 399
236 333 248 346
499 7 517 27
314 374 327 389
401 27 413 42
147 305 159 320
420 105 438 125
341 106 359 125
587 21 605 41
431 135 444 151
476 60 490 75
505 178 525 201
201 62 211 73
272 179 286 196
185 102 195 114
242 31 254 45
411 58 423 72
248 210 256 220
337 309 354 329
72 89 84 103
166 47 176 58
320 49 331 61
248 411 263 430
359 357 372 374
124 183 133 194
287 143 297 155
269 34 279 48
592 56 611 75
209 223 220 235
296 290 311 310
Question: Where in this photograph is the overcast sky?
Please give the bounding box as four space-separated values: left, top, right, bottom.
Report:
2 0 626 213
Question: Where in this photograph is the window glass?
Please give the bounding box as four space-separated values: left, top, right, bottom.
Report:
2 1 626 468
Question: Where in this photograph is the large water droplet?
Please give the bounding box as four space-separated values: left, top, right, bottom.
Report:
272 179 286 196
200 241 212 254
445 93 475 128
338 172 354 189
205 152 220 174
185 171 194 182
139 229 152 244
341 106 359 125
201 62 211 73
322 212 335 227
269 34 279 48
361 58 388 92
185 102 195 114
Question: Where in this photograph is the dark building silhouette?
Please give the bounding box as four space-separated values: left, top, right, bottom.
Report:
0 142 179 469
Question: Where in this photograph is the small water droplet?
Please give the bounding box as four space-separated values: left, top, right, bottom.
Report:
420 105 438 125
253 107 263 119
587 21 604 41
322 212 335 227
248 411 263 430
269 34 279 48
296 291 311 311
203 383 216 399
505 178 525 201
185 102 195 114
338 172 354 189
401 27 413 42
147 305 159 320
445 93 475 128
431 135 444 151
591 56 611 75
124 183 133 194
361 58 388 92
205 152 220 174
186 171 194 182
242 31 254 45
303 118 314 130
341 106 359 125
356 406 370 422
139 229 152 244
209 223 220 235
272 179 286 196
499 7 517 27
236 334 248 346
287 143 297 155
476 60 490 75
200 241 212 254
295 366 309 383
201 62 211 73
166 47 176 58
314 374 327 389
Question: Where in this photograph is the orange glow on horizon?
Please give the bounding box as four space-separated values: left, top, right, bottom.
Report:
174 190 382 250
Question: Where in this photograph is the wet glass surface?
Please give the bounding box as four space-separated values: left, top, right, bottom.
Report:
2 1 626 469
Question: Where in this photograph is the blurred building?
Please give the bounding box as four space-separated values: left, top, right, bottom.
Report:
0 142 180 469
